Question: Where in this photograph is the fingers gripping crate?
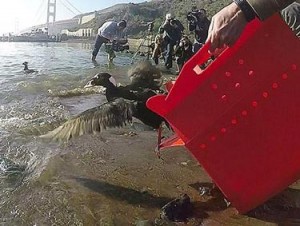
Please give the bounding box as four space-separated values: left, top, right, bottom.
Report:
147 15 300 213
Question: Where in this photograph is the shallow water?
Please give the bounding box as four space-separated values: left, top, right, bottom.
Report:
0 41 142 222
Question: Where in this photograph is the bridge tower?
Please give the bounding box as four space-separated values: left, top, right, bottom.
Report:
47 0 56 34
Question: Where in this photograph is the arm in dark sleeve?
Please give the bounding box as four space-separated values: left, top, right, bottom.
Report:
189 23 195 31
246 0 295 20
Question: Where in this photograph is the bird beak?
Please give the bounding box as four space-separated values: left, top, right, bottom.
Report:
84 80 94 88
109 76 117 86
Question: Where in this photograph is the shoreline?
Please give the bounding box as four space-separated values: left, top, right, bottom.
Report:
0 37 152 53
62 38 148 52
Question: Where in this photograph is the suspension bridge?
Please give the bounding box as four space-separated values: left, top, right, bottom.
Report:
20 0 95 36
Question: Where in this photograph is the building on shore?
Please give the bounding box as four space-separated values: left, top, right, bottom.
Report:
61 28 95 38
60 12 98 38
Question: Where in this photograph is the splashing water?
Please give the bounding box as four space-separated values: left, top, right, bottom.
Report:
0 42 136 217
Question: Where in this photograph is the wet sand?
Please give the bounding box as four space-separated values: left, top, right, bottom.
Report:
4 123 300 225
1 68 300 225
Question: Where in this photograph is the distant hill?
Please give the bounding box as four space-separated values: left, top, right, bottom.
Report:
73 0 231 38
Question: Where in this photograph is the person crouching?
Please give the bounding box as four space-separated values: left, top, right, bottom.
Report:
174 35 193 73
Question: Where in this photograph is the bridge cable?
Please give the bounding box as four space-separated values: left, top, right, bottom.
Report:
58 0 78 17
63 0 82 14
32 0 47 25
36 1 49 25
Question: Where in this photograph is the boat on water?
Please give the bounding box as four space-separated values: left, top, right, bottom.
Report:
1 28 61 42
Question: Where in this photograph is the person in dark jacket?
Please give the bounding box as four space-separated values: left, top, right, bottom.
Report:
188 8 210 53
160 13 184 69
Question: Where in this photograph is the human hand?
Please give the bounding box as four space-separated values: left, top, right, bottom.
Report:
206 2 248 53
163 20 170 26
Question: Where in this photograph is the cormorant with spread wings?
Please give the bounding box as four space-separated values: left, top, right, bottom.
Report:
41 61 167 142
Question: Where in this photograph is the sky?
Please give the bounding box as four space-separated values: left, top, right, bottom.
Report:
0 0 146 35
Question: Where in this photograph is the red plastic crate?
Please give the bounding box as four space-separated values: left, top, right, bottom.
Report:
147 14 300 213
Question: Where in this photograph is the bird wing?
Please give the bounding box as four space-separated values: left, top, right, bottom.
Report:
40 98 136 142
134 88 158 100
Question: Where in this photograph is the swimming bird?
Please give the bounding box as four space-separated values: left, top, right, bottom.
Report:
22 62 37 74
41 62 168 142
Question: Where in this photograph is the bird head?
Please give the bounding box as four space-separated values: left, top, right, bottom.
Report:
84 73 117 88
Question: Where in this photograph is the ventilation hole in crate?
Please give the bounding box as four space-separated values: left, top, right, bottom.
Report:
272 83 278 89
221 128 227 133
210 136 216 141
225 72 231 77
241 110 248 116
231 119 238 125
282 73 288 80
221 95 227 101
262 92 269 98
235 83 241 88
252 101 258 107
200 144 206 149
211 84 218 90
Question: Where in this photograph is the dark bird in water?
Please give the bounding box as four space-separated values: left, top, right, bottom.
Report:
41 61 168 142
84 72 160 103
22 62 37 74
85 61 163 93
